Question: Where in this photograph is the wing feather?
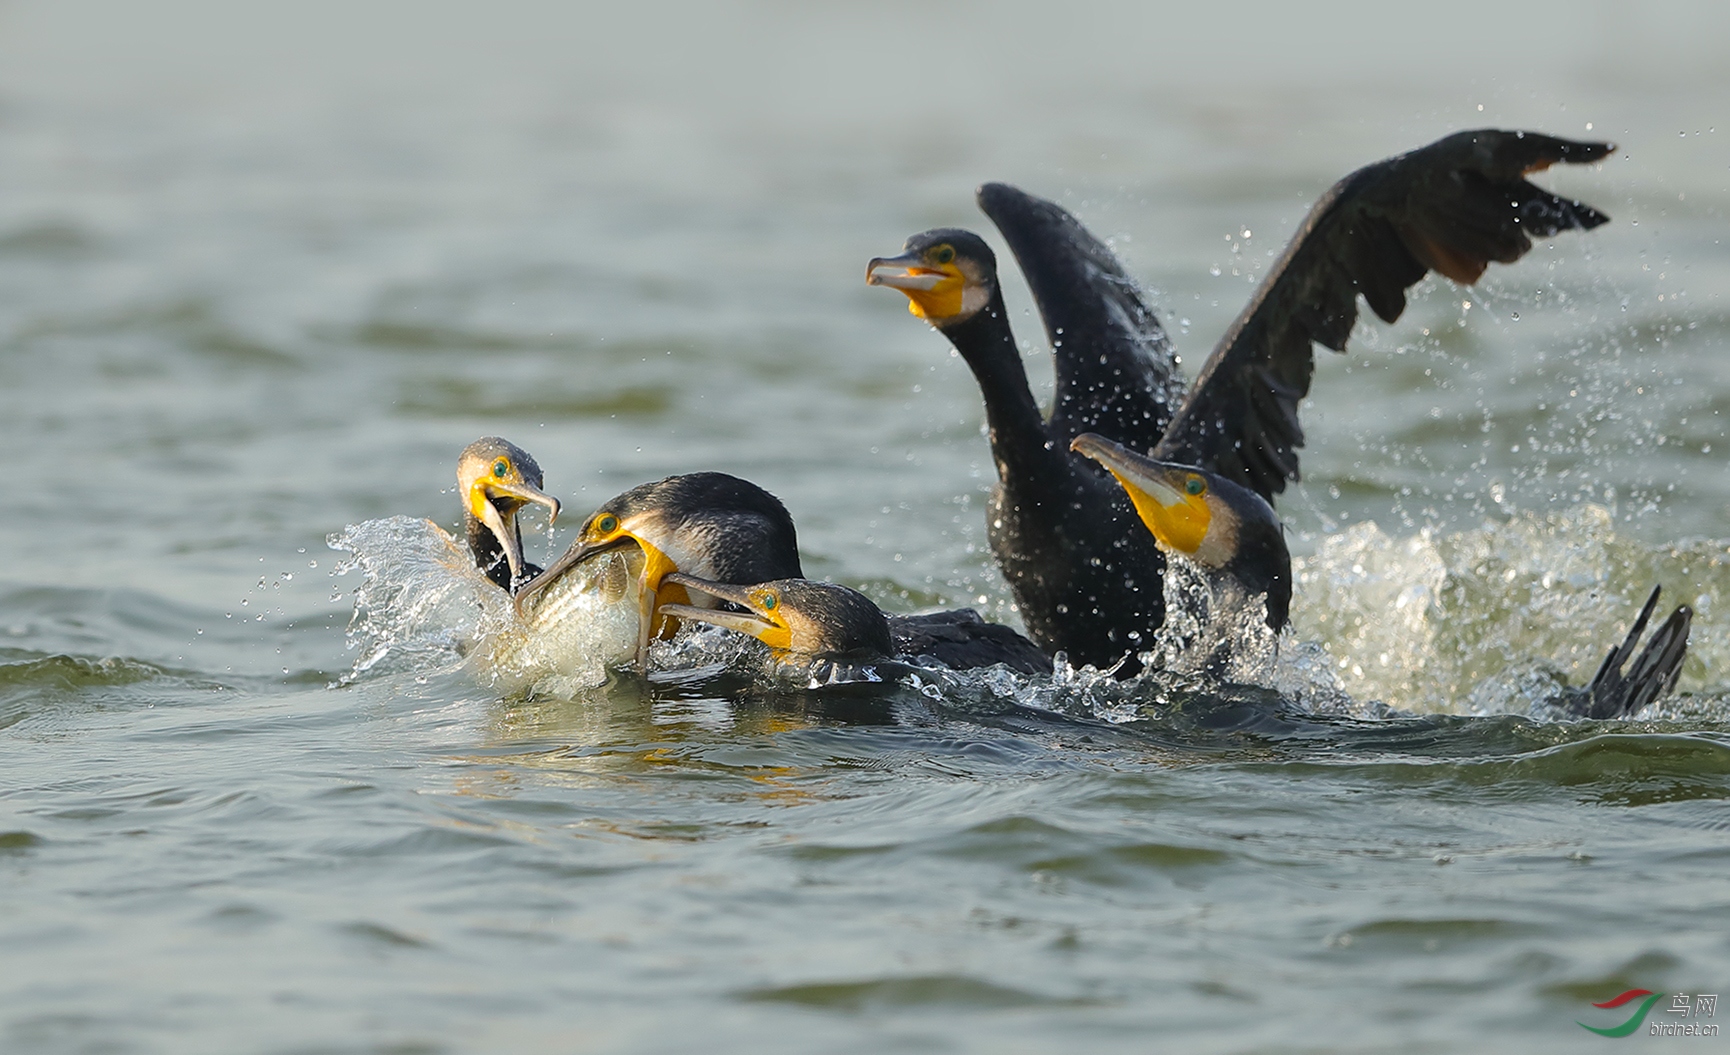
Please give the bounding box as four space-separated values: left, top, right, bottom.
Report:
1154 129 1612 501
977 182 1185 452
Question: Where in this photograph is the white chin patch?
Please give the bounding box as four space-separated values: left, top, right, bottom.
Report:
1191 513 1239 570
956 283 991 320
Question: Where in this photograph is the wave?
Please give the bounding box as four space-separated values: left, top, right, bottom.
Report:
1291 504 1729 714
0 649 214 732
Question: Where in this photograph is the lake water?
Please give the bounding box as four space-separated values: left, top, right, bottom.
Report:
3 2 1730 1051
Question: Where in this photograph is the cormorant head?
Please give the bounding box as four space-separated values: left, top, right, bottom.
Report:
867 228 997 327
456 437 560 589
514 473 803 666
1070 433 1291 630
658 573 894 663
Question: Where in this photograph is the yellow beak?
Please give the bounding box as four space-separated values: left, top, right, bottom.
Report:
658 573 793 652
867 250 965 320
468 478 560 585
1069 434 1212 555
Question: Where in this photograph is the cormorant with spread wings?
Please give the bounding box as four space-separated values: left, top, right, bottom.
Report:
870 129 1615 670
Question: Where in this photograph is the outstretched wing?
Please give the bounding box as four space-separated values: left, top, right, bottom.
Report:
978 182 1185 453
1153 129 1613 502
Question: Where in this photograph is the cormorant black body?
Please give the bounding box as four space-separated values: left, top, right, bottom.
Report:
873 130 1618 671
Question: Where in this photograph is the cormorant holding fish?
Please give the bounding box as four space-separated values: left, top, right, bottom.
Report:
456 437 561 592
1073 430 1693 718
658 572 1051 677
515 472 803 666
870 129 1614 669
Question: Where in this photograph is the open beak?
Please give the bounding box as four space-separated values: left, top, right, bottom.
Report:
657 573 783 644
514 533 634 616
473 481 561 588
515 529 688 672
1069 433 1211 555
490 480 560 525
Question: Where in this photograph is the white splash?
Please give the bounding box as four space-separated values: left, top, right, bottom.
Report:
1292 505 1730 714
915 505 1729 724
328 516 640 695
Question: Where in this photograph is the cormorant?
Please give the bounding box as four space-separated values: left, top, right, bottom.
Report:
657 572 1051 677
456 437 561 593
1069 433 1289 632
869 129 1614 669
1075 431 1692 718
514 472 803 667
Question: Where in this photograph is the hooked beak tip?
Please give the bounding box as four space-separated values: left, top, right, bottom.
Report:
1069 433 1113 462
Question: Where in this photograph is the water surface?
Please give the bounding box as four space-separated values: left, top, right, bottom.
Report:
3 3 1730 1051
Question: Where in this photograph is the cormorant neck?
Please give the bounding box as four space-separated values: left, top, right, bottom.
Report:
937 286 1061 481
1227 519 1291 631
464 511 516 590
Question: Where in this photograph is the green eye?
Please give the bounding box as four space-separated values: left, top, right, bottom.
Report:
933 245 955 265
492 459 510 479
595 514 619 534
1185 477 1206 496
760 593 778 611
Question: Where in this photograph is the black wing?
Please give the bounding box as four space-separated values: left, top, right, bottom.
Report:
1153 129 1613 502
889 608 1052 675
1561 585 1692 720
978 182 1184 453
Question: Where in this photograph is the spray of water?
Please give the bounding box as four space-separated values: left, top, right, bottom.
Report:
326 507 1727 723
1292 504 1730 714
327 516 640 694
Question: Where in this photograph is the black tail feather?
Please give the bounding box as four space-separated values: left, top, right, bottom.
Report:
1565 585 1692 719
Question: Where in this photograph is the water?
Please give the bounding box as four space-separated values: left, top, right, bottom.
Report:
4 2 1730 1051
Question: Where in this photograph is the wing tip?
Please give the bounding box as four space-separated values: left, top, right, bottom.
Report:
976 181 1033 216
1576 203 1613 231
1523 139 1617 172
1574 585 1692 719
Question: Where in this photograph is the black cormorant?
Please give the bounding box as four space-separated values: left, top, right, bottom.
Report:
1076 431 1692 718
869 129 1613 668
1069 433 1289 632
657 572 1051 676
456 437 561 593
514 472 803 666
